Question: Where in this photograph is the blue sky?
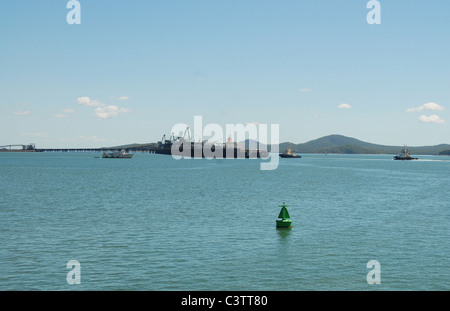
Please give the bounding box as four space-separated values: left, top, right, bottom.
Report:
1 0 449 148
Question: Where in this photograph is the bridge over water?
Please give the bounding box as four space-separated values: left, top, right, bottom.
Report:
37 148 153 153
0 144 155 153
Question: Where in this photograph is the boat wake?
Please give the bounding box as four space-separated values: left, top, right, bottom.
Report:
416 158 450 162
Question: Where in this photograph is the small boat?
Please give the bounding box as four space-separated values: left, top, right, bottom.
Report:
276 202 293 229
393 146 418 160
279 143 301 158
102 149 134 158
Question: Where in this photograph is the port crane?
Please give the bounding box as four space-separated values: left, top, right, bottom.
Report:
158 127 192 146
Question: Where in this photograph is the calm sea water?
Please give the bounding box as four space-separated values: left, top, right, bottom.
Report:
0 152 449 291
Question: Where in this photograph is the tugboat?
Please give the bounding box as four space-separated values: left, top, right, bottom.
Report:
102 149 134 158
276 202 293 229
279 143 301 158
393 146 418 160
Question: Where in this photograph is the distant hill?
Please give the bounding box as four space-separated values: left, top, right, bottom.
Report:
278 134 450 155
111 134 450 155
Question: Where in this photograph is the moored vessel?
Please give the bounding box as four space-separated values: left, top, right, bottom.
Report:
102 149 134 158
151 130 269 159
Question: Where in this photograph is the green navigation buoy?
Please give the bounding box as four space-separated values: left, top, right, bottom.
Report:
276 202 292 229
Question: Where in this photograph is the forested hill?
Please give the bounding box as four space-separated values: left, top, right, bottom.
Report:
278 135 450 155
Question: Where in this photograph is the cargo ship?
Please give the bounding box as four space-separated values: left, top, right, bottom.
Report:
151 132 269 159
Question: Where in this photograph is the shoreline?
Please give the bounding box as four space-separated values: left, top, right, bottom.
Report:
1 150 449 157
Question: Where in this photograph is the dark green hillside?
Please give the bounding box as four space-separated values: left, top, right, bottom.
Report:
280 135 450 155
320 145 376 154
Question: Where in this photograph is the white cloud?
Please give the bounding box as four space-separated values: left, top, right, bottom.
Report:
299 88 312 93
54 113 68 118
76 97 106 107
338 103 352 109
117 96 129 101
419 115 445 124
14 110 31 116
76 97 90 105
94 105 131 119
407 102 444 112
77 97 130 119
